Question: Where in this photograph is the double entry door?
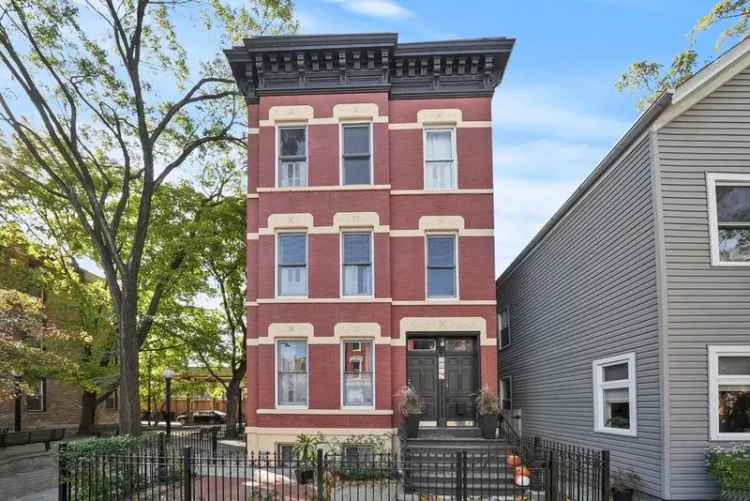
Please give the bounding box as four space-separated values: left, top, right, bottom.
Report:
406 334 479 427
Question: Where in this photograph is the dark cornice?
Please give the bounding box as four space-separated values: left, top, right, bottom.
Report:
224 33 514 102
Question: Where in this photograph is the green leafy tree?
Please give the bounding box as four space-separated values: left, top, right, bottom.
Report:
0 0 296 433
617 1 750 110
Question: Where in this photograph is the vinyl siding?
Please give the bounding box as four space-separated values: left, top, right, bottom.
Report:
497 135 663 497
657 66 750 500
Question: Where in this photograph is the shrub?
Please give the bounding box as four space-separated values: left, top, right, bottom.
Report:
706 444 750 496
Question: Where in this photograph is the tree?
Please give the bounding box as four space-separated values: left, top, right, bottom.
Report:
0 0 296 433
616 1 750 110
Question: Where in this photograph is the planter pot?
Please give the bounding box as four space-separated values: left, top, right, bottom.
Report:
296 467 315 484
478 414 498 439
405 415 420 438
612 489 633 501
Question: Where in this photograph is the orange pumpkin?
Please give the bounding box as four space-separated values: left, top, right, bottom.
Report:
506 454 522 466
515 465 530 476
514 474 531 487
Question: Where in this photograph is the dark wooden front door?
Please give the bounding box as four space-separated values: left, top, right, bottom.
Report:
406 335 479 426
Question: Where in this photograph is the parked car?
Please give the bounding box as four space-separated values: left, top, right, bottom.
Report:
176 410 226 425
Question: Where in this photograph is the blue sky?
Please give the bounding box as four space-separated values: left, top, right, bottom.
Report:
293 0 733 274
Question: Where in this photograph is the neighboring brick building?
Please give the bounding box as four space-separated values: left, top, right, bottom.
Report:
225 33 513 453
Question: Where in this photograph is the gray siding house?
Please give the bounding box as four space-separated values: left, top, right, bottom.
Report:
496 39 750 501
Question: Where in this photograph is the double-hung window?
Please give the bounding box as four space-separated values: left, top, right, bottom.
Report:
593 353 637 436
499 306 511 349
278 127 307 187
424 128 456 190
501 376 512 410
426 235 457 298
342 232 372 296
707 173 750 264
26 378 46 412
342 124 372 185
342 340 374 408
277 340 307 407
709 346 750 440
277 233 307 297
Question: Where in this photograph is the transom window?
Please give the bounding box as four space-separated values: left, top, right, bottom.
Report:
278 127 307 187
426 235 457 298
707 173 750 265
277 233 307 297
342 124 372 185
342 340 374 408
276 340 307 407
341 232 373 296
26 378 46 413
709 346 750 440
499 306 510 350
593 353 637 436
424 128 456 190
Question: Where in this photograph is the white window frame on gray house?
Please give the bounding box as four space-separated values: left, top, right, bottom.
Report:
277 126 308 187
706 173 750 266
708 345 750 441
592 353 637 437
500 375 512 410
423 128 457 190
498 306 510 350
275 339 308 409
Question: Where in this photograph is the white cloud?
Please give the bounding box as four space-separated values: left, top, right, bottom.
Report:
493 177 582 275
492 86 630 142
324 0 412 19
493 139 607 180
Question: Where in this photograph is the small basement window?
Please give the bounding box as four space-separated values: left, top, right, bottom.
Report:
343 445 374 466
593 353 637 436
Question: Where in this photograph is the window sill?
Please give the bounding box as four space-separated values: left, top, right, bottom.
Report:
710 261 750 267
711 432 750 441
594 427 637 437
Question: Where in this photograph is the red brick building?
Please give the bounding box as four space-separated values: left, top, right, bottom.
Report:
225 33 514 452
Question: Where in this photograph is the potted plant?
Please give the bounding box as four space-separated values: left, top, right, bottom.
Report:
293 433 321 484
474 387 501 439
610 467 641 501
397 387 423 438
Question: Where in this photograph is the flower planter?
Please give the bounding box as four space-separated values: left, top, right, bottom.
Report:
405 415 420 438
296 467 315 484
478 414 498 439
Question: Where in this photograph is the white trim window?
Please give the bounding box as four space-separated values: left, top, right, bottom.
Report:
499 306 510 350
501 376 512 410
706 173 750 265
426 234 457 298
278 126 307 187
341 339 374 408
341 123 372 185
277 233 307 297
593 353 637 436
708 345 750 441
276 340 308 408
26 378 47 413
424 128 457 190
341 232 373 297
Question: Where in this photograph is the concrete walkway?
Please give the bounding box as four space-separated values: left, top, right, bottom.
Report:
0 442 59 500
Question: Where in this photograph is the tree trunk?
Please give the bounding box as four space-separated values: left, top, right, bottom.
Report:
118 292 141 434
77 390 98 436
225 376 241 438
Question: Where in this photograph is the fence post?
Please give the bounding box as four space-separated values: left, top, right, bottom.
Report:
211 426 218 457
315 448 324 500
600 450 610 501
183 446 193 501
455 451 463 501
57 443 69 501
158 432 167 481
547 450 557 501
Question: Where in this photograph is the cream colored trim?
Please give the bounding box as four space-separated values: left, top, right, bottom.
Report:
392 300 496 306
248 127 260 135
653 42 750 130
253 226 488 239
390 229 493 237
419 215 464 232
398 316 495 346
418 108 462 124
256 409 393 415
333 212 379 229
257 297 392 304
246 193 259 199
257 184 391 193
268 322 313 338
332 103 379 121
389 121 492 130
246 233 259 240
245 301 258 307
247 426 397 434
266 213 313 231
390 189 493 196
334 322 381 338
249 321 390 346
246 427 398 453
266 105 314 124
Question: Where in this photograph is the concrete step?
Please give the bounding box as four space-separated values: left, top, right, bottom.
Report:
417 427 483 438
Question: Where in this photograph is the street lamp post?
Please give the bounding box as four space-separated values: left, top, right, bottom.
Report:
11 371 22 432
162 369 175 437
